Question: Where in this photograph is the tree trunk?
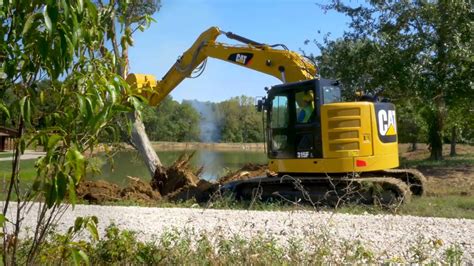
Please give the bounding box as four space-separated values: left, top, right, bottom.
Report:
450 125 456 156
410 142 417 152
429 1 449 161
429 103 444 161
128 112 163 177
116 21 164 180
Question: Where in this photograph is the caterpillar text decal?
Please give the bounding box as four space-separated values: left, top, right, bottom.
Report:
375 103 397 143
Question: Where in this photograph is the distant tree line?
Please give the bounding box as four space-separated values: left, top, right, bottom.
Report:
142 95 264 143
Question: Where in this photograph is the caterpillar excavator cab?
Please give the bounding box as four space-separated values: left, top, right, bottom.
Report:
127 26 425 205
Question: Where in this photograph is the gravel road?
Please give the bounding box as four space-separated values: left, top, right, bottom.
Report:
0 151 45 161
3 202 474 262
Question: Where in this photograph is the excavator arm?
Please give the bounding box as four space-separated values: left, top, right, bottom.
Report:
126 27 316 106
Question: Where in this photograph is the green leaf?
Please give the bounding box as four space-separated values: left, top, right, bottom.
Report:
44 182 57 208
38 37 49 59
86 218 99 241
47 134 63 150
77 0 84 14
61 0 69 16
47 4 59 29
128 96 143 111
76 94 86 117
106 84 117 104
85 0 98 21
66 147 85 181
77 250 90 266
43 6 53 32
0 103 10 119
56 172 67 202
22 13 38 35
89 108 108 133
85 97 93 121
74 217 84 232
68 175 77 207
0 214 7 228
71 248 81 266
71 248 90 266
19 138 26 154
19 96 31 124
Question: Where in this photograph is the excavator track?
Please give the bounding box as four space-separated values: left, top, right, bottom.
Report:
360 169 426 196
222 174 413 206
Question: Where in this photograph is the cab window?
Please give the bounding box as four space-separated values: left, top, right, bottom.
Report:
271 95 288 128
295 90 315 124
322 86 341 104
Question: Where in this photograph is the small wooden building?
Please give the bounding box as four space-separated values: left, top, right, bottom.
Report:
0 127 18 151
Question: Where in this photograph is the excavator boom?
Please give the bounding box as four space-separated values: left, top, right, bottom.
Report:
126 27 315 106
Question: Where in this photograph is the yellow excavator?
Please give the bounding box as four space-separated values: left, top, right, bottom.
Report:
127 27 425 204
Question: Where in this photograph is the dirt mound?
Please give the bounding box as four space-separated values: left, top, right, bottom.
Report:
151 152 201 196
78 154 270 204
120 177 162 202
218 163 269 184
77 177 161 204
77 180 122 203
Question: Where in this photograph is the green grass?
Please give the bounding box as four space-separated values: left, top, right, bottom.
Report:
400 153 474 168
399 196 474 219
333 196 474 219
0 159 37 182
0 152 14 158
0 159 37 200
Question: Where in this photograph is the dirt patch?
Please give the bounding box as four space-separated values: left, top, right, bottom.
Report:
77 180 121 203
418 166 474 196
120 177 162 202
77 177 161 204
399 144 474 196
77 158 269 204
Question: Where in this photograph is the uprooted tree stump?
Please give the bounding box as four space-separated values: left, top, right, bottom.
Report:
78 151 270 204
151 152 201 195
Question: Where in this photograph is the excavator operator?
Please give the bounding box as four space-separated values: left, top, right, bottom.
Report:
297 90 314 123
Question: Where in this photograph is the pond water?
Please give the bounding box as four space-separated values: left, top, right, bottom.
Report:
89 150 268 187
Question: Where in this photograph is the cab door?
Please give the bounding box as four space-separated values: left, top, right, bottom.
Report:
268 94 294 158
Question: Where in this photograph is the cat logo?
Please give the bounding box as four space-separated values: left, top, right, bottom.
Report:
235 54 247 64
227 53 253 65
378 109 397 136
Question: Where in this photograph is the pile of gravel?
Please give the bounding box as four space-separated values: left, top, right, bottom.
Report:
4 202 474 263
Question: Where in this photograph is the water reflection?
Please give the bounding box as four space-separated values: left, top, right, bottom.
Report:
90 149 268 187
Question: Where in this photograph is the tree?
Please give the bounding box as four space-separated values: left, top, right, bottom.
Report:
217 96 264 143
1 0 136 263
322 0 473 160
96 0 163 178
142 96 200 142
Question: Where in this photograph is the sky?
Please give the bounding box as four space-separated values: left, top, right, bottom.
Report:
128 0 352 103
